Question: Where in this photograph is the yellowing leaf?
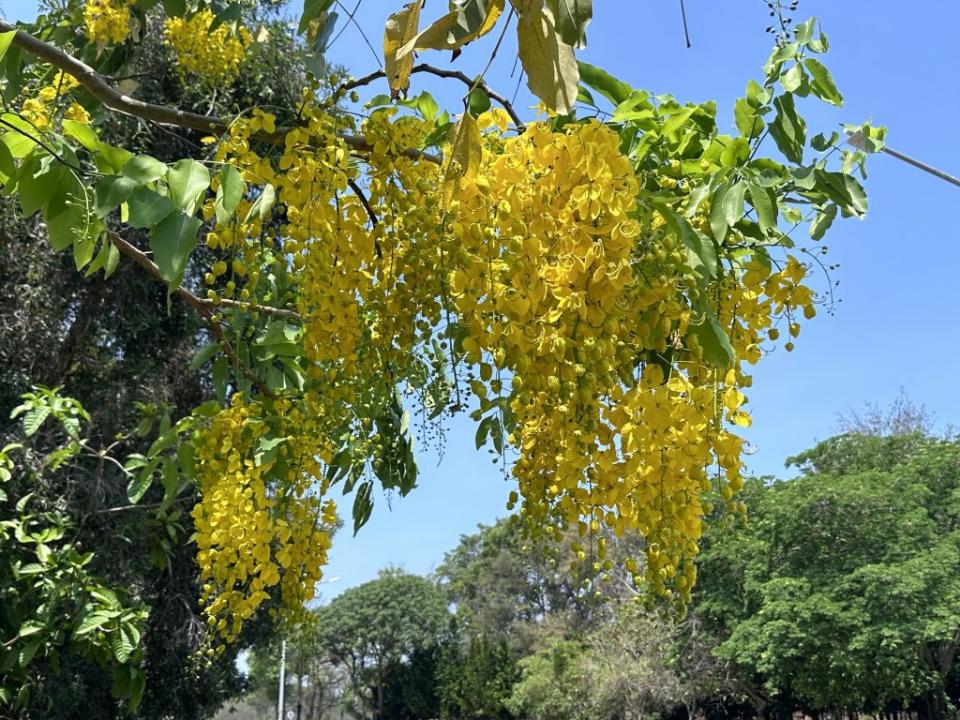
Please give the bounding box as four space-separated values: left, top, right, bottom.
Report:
517 5 579 114
398 0 505 58
383 2 422 96
446 111 482 180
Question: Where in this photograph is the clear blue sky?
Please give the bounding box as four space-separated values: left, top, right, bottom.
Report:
3 0 959 598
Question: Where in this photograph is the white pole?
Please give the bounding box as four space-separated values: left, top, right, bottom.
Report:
277 637 286 720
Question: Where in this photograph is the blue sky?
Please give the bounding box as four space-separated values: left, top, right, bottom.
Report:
4 0 960 597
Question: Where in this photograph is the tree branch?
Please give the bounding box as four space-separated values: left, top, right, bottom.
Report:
342 63 528 132
0 21 440 163
108 232 277 399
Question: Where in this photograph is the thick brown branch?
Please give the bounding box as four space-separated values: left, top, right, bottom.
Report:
342 63 528 132
108 232 277 399
0 21 439 163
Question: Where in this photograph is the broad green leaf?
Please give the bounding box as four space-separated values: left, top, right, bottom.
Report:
46 204 89 252
214 164 245 225
809 203 837 239
127 466 153 503
817 170 867 217
689 312 735 368
96 142 134 174
745 79 771 107
191 342 222 370
517 5 579 115
166 159 210 214
103 240 120 278
768 93 806 164
720 137 750 167
780 63 807 93
549 0 592 48
709 180 745 241
0 133 14 182
61 119 99 152
244 183 275 223
123 155 167 184
74 612 112 637
577 61 631 106
149 210 202 285
127 187 174 229
656 204 718 280
112 624 137 663
748 182 778 231
94 175 137 218
734 97 764 139
19 639 41 667
811 131 840 152
383 2 422 96
298 0 335 36
803 58 843 106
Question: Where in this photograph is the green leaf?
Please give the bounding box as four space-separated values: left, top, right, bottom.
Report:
734 98 764 139
0 30 16 64
166 159 210 214
19 639 41 667
244 183 275 223
215 164 245 225
103 240 120 278
127 187 174 229
127 467 153 503
149 210 202 285
817 170 867 217
467 87 491 117
212 356 229 405
811 131 839 152
748 182 778 232
190 341 222 370
298 0 336 35
517 6 579 115
780 63 807 93
61 119 99 153
576 61 631 106
809 203 837 239
768 93 806 164
123 155 167 184
352 480 374 534
112 624 137 663
720 137 750 167
549 0 592 48
689 313 735 368
709 180 746 241
74 612 111 638
654 202 717 280
96 142 134 174
803 58 843 106
94 175 137 218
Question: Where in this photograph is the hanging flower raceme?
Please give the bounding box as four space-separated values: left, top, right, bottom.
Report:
164 9 251 87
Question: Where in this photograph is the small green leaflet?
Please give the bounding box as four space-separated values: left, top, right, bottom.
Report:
0 30 16 64
298 0 335 36
244 183 275 223
123 155 167 184
803 58 843 106
747 182 778 231
127 187 174 229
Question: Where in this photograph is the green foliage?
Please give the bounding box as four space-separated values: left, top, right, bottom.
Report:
697 434 960 715
0 397 148 714
436 635 518 720
317 569 450 719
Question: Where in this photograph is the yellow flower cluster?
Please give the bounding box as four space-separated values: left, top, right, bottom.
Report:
164 10 252 87
193 395 336 643
20 71 89 131
83 0 133 46
194 98 822 628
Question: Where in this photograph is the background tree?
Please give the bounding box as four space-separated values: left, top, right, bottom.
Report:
316 569 450 720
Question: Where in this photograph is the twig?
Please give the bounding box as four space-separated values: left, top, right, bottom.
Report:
0 21 440 163
199 296 301 321
346 177 382 259
342 63 528 131
678 0 692 48
108 232 277 399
